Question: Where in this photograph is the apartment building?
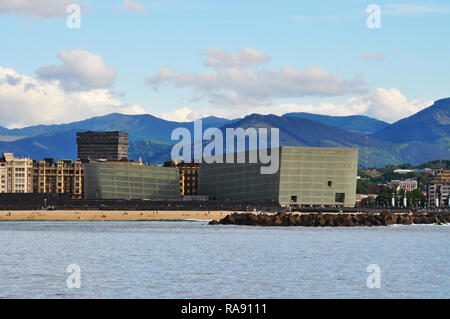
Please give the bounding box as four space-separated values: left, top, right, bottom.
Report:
389 179 418 191
427 169 450 207
33 158 84 198
164 160 199 196
0 153 33 193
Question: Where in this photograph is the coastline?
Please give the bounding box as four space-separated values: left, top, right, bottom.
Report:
0 210 239 221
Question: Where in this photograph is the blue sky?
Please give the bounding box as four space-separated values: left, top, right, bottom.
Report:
0 0 449 127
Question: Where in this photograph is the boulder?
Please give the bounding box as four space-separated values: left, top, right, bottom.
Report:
288 215 297 226
316 213 327 226
302 214 314 226
274 215 283 226
414 215 425 224
334 215 346 227
404 215 414 224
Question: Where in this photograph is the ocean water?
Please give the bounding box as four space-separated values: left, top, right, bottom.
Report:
0 220 448 299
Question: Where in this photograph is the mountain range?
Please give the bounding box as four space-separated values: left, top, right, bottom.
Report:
281 112 389 134
0 98 448 167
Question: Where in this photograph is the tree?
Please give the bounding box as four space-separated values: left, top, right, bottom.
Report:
376 192 392 207
406 189 426 207
356 181 370 194
358 196 376 207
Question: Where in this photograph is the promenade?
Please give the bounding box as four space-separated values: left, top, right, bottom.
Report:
0 210 238 221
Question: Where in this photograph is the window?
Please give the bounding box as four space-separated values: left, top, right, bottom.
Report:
335 193 345 203
291 195 297 203
328 181 333 187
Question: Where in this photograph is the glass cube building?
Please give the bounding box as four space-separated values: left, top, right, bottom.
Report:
83 162 180 200
198 146 358 206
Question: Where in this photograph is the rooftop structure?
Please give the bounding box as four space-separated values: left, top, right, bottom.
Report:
393 169 415 174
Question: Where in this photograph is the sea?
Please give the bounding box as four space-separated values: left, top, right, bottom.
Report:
0 220 448 298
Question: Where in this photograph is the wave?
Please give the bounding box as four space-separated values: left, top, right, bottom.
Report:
390 223 450 227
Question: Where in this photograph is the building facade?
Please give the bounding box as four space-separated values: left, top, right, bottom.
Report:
198 146 359 206
32 158 84 198
164 160 199 196
0 153 33 193
389 179 418 191
83 162 180 200
76 131 128 161
427 169 450 207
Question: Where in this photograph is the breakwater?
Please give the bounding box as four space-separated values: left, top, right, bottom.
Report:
209 211 450 226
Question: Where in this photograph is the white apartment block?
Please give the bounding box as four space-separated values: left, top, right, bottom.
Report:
389 179 418 191
0 153 33 193
428 170 450 207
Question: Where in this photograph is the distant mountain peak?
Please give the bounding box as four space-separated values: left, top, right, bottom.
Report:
434 97 450 105
282 111 389 134
373 98 449 144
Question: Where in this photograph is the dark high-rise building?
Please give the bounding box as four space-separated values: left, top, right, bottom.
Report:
76 131 128 161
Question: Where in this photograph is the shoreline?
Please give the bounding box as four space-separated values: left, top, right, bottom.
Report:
0 210 240 221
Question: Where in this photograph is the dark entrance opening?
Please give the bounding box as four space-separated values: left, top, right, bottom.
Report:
335 193 345 203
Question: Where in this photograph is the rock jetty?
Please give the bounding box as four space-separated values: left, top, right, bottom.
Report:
209 211 450 227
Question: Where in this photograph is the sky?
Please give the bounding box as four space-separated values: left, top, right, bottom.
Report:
0 0 449 128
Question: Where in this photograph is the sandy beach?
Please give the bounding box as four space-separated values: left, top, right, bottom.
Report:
0 210 242 221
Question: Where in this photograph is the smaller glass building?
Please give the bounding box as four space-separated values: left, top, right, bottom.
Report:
83 162 180 200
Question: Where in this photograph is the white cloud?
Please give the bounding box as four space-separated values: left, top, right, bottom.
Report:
158 88 430 123
0 66 146 128
0 0 87 19
361 52 386 61
384 3 450 16
203 48 270 68
35 50 117 91
292 15 343 23
365 87 431 121
146 48 367 109
124 0 147 13
160 107 203 122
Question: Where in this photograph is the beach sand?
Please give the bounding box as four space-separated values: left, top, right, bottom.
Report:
0 210 242 221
